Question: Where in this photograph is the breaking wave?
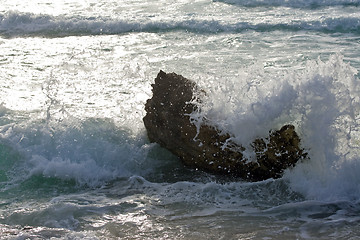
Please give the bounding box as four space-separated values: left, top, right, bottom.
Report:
214 0 360 8
0 11 359 38
192 54 360 201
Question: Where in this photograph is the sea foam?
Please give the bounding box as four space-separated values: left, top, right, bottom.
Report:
0 11 359 38
214 0 360 8
192 54 360 201
0 117 154 188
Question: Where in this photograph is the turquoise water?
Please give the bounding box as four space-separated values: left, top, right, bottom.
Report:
1 0 360 239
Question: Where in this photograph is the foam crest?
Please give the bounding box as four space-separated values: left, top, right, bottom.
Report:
0 11 359 38
0 117 155 187
214 0 360 8
28 155 118 187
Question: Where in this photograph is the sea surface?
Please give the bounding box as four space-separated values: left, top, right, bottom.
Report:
1 0 360 239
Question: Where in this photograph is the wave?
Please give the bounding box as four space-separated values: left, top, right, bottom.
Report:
0 118 146 188
0 11 359 38
0 112 198 189
1 53 360 203
214 0 360 8
192 54 360 201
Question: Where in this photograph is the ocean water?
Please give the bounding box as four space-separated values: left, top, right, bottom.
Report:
1 0 360 239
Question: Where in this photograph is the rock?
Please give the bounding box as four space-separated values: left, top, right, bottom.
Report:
143 70 307 181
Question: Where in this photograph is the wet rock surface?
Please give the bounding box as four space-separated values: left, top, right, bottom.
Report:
143 70 307 181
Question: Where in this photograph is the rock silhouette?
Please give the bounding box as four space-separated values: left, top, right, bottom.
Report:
143 70 307 181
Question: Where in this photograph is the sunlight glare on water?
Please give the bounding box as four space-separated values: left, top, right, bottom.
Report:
1 34 152 126
0 0 89 16
1 0 360 239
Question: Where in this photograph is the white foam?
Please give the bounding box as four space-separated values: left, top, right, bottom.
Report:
215 0 360 8
0 11 359 37
283 55 360 201
28 155 117 187
0 117 157 187
192 54 360 201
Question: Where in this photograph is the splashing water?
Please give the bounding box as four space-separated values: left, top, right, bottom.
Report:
191 54 360 201
1 0 360 238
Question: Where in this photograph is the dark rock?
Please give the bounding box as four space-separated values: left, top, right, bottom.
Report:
143 70 307 181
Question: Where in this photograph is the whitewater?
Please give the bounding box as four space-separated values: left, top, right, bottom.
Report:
1 0 360 239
